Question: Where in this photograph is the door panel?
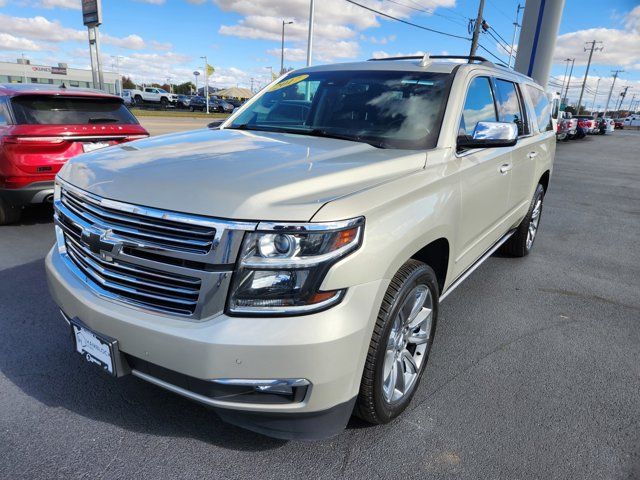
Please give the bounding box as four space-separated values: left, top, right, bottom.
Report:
454 148 513 277
453 76 512 278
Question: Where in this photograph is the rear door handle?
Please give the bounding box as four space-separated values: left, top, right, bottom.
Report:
499 164 512 174
527 151 538 159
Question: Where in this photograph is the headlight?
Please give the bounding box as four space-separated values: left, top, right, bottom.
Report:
227 217 364 315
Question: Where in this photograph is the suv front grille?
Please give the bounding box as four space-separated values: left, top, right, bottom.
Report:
61 186 216 255
54 180 256 319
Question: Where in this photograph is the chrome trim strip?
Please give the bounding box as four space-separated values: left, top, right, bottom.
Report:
229 289 345 315
131 370 309 410
440 229 515 302
59 178 257 231
213 378 310 387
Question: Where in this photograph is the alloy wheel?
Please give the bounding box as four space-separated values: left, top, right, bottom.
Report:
382 284 433 403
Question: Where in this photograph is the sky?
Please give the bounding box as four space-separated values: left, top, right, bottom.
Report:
1 0 640 109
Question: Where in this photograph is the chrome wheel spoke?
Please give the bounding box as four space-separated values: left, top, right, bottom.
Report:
382 282 434 403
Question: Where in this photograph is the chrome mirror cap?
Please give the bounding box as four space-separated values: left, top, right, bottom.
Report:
472 121 518 141
457 121 518 150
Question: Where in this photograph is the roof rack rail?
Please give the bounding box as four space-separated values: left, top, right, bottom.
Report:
368 54 493 65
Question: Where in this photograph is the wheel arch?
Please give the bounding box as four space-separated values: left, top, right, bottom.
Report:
539 170 551 192
410 238 450 295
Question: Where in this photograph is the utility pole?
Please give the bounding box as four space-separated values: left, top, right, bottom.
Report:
280 20 294 74
468 0 485 60
576 40 603 114
562 58 575 107
615 86 629 113
508 3 524 68
590 77 600 114
603 69 623 118
306 0 315 66
627 93 636 114
560 58 572 105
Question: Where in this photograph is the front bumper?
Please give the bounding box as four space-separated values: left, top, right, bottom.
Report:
46 246 386 439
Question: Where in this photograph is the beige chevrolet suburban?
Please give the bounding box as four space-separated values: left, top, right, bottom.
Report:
46 54 555 440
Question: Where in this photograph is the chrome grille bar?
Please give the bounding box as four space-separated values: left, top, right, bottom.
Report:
54 179 257 319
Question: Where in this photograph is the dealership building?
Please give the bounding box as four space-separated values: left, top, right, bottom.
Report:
0 59 120 94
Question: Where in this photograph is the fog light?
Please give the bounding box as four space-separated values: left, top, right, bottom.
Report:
254 384 293 396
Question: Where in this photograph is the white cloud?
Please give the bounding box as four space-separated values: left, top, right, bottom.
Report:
368 34 397 45
371 50 425 59
0 14 147 51
135 0 166 4
215 0 455 62
0 33 45 51
0 14 85 42
38 0 81 9
554 7 640 70
102 34 146 50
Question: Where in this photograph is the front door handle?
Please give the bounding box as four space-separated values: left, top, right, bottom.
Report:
527 151 538 159
499 163 512 174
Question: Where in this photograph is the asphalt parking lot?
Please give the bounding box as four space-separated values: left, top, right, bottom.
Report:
1 130 639 479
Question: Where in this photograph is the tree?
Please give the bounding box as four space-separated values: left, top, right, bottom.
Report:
174 82 195 95
121 76 136 89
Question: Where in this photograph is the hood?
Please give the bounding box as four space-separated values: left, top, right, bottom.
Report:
58 128 426 221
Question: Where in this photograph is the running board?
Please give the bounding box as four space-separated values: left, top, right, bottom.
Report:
440 229 516 302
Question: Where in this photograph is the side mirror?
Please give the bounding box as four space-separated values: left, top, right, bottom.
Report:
207 119 224 129
457 121 518 150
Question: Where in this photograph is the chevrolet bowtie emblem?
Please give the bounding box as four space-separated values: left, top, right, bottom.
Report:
80 226 119 256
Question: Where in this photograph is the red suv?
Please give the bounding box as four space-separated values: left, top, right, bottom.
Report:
0 84 148 224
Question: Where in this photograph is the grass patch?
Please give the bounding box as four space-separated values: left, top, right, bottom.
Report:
131 108 229 119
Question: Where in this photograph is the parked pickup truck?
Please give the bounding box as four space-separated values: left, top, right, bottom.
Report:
129 87 178 108
47 54 555 440
558 111 578 140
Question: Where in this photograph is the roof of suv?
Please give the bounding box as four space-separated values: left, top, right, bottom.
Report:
294 56 535 84
0 83 121 99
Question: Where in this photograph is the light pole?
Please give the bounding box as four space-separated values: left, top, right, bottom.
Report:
265 66 274 82
200 56 209 114
591 77 600 114
111 55 122 95
562 58 575 107
281 20 293 74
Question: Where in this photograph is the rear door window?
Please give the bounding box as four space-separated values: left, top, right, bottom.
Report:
459 76 497 136
493 79 526 135
524 85 552 132
10 96 138 125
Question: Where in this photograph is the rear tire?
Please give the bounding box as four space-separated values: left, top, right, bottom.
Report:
0 198 21 225
355 260 439 425
500 183 545 257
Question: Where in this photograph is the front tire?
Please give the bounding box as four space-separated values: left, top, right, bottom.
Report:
355 260 439 425
500 183 545 257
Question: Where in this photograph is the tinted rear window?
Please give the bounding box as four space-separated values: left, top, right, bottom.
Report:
10 96 138 125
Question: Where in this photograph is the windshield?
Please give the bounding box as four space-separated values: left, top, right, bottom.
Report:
227 70 452 149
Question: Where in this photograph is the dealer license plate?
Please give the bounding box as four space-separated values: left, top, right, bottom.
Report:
70 321 116 375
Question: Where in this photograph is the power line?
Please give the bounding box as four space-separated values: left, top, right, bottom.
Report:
486 0 512 21
345 0 472 41
383 0 468 27
488 25 511 48
477 43 508 65
484 28 511 55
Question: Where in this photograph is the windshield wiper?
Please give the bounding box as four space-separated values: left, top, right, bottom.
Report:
88 117 118 124
225 124 385 148
307 128 385 149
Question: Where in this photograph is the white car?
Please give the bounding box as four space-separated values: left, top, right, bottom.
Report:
624 115 640 127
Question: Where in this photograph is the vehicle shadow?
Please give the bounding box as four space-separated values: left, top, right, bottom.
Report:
0 259 286 451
